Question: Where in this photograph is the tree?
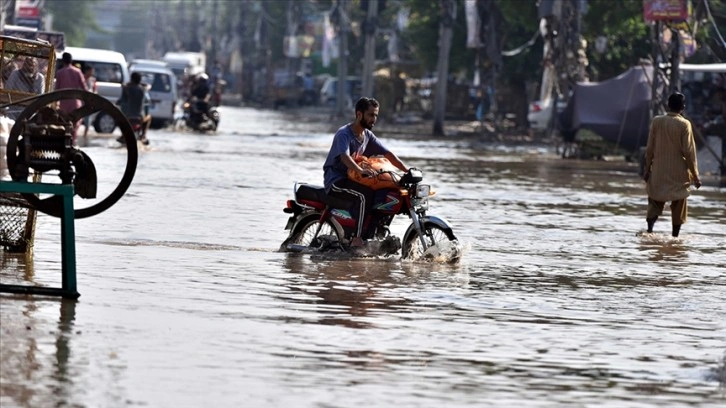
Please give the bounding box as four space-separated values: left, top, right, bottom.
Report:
45 0 103 46
432 0 456 136
581 0 650 81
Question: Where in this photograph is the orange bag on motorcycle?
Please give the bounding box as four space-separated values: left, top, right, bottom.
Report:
348 156 401 190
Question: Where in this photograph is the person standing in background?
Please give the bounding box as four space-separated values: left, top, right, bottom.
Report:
54 52 86 144
4 57 45 119
643 92 701 237
81 65 98 142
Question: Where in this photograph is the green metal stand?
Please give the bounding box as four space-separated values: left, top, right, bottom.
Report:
0 181 79 299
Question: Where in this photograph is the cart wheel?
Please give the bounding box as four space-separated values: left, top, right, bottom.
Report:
6 89 138 219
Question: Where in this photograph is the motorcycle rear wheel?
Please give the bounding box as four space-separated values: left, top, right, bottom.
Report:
402 223 457 260
289 218 342 248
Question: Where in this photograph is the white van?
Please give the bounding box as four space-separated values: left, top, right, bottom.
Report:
59 46 130 133
128 60 179 128
163 51 206 87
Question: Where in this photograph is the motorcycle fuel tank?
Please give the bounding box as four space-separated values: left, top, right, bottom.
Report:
373 190 403 214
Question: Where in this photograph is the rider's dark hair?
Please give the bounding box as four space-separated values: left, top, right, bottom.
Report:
355 97 379 114
131 72 142 84
62 52 72 65
668 92 686 112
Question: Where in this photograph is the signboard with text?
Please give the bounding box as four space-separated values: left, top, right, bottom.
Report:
2 28 65 51
643 0 689 22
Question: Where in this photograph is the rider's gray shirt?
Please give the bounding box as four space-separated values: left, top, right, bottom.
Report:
323 123 389 192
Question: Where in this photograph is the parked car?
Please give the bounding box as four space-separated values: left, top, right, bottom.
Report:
319 76 362 106
128 61 179 128
527 97 567 132
60 46 130 134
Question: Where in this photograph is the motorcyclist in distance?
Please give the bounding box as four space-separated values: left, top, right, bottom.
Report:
118 71 151 144
189 73 212 121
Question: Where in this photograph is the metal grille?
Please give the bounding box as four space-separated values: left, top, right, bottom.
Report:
0 192 37 252
1 172 41 253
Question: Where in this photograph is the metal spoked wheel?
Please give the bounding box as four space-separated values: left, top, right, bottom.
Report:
402 223 458 260
291 218 341 248
6 89 138 219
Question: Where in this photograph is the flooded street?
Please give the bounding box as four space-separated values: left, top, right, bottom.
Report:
1 105 725 407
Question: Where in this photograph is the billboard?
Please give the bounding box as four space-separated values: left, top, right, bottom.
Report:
2 27 65 51
643 0 689 22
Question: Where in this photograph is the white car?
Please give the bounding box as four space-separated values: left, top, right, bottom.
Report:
319 76 362 106
527 98 567 131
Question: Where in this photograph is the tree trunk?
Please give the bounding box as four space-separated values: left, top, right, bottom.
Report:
433 0 456 136
335 0 349 117
361 0 378 98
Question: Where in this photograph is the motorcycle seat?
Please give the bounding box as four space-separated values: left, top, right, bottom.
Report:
296 184 349 209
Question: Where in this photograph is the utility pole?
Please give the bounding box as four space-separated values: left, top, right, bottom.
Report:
433 0 456 136
210 0 219 70
236 2 247 98
263 0 272 108
361 0 378 98
335 0 349 117
668 26 680 95
651 21 661 118
0 0 6 31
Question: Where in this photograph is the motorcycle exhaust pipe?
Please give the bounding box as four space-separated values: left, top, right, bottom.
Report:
286 244 308 253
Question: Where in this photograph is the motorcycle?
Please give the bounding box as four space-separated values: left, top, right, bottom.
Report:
116 116 149 145
280 167 459 260
181 98 220 132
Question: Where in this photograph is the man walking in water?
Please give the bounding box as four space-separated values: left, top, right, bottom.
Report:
323 97 408 248
54 52 86 144
643 92 701 237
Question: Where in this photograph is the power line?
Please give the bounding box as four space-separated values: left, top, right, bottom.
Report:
703 0 726 49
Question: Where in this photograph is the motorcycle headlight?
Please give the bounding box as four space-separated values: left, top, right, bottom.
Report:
415 184 430 198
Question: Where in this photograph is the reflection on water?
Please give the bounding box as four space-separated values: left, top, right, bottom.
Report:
638 233 691 262
0 297 76 407
1 106 725 407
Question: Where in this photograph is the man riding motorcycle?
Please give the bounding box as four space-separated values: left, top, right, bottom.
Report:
323 97 409 249
188 73 212 123
117 71 151 144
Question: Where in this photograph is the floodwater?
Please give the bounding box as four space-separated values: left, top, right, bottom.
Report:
1 106 725 408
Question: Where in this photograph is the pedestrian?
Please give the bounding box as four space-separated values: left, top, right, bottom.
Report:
117 72 151 144
81 65 97 141
1 57 18 88
323 97 409 249
643 92 701 237
4 57 45 119
54 52 87 144
5 56 44 94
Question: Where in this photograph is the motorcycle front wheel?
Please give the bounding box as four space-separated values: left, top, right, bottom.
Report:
402 223 457 261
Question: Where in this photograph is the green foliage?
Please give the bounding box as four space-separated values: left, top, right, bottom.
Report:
44 0 103 47
496 0 542 85
582 0 651 81
112 1 152 57
694 0 726 61
402 0 473 77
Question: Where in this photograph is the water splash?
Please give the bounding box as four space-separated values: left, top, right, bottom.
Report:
405 240 469 264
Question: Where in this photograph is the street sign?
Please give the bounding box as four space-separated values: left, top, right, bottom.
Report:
13 18 42 30
17 6 40 18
